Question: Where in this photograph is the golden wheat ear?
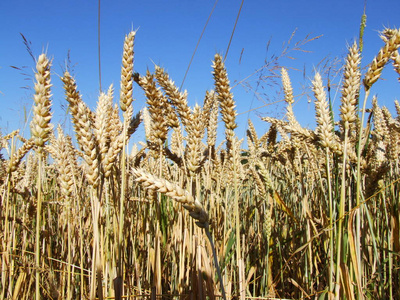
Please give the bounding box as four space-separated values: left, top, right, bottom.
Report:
30 54 53 150
131 168 209 228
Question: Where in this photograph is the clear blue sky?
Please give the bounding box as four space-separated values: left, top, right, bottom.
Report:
1 0 400 143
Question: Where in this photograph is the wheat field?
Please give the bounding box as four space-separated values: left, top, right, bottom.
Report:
1 27 400 300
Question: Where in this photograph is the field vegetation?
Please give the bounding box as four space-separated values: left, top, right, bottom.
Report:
1 24 400 299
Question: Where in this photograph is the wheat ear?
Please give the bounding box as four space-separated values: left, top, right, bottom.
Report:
186 104 205 175
7 138 35 173
139 71 168 145
212 54 237 153
312 72 340 152
339 42 361 133
63 72 100 187
364 28 400 90
206 91 219 149
30 54 53 150
132 168 208 227
120 31 136 112
94 88 113 164
155 66 191 127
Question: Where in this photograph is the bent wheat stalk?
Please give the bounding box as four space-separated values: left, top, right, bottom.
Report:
131 168 226 300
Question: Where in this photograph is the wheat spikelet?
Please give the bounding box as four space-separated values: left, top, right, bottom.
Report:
392 51 400 81
247 119 259 148
365 98 390 195
127 111 141 138
202 90 215 128
254 164 273 243
61 71 96 152
372 97 389 141
142 107 152 142
206 92 219 149
76 102 100 187
2 130 20 142
123 102 134 130
103 107 126 177
102 104 137 178
281 67 294 105
103 136 123 178
251 167 267 200
395 100 400 121
132 168 209 228
165 100 180 129
281 68 307 150
186 104 205 175
7 138 35 173
94 88 113 164
64 134 80 183
312 72 340 152
30 54 53 150
154 66 191 127
340 42 361 132
388 124 400 160
111 103 123 135
62 72 101 187
364 28 400 90
381 28 400 82
120 31 136 112
259 124 277 153
262 117 290 144
381 106 400 160
47 126 75 198
15 152 36 194
139 71 169 145
62 71 96 121
171 126 184 156
212 54 237 153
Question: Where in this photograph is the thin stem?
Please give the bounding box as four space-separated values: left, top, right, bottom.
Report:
205 226 226 300
118 122 128 281
335 126 349 299
35 154 43 300
355 89 370 298
325 148 334 295
67 200 71 300
98 0 102 91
